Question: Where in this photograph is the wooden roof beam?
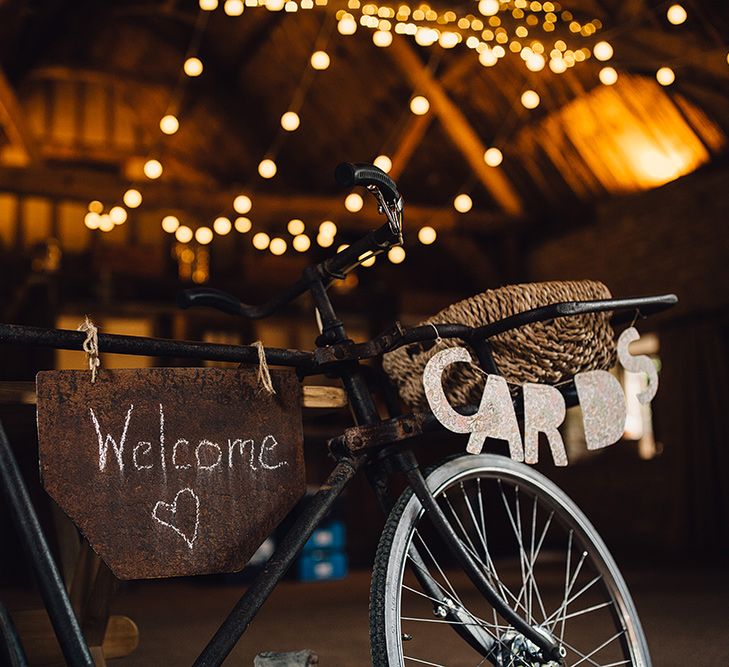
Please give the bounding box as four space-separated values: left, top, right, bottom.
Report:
387 36 524 217
390 53 476 180
0 68 41 167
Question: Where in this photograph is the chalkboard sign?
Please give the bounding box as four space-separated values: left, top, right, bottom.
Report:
36 367 305 580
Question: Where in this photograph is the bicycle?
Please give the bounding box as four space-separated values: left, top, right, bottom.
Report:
0 162 677 667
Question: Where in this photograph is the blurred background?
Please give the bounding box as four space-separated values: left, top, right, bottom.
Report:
0 0 727 664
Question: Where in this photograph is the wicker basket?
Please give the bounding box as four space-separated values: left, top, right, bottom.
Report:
382 280 616 411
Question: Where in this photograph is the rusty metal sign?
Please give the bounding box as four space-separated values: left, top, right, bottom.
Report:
36 367 305 580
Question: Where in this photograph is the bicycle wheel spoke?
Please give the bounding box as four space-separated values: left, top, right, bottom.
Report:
546 573 603 629
559 530 574 645
460 481 511 609
475 478 502 637
559 600 614 623
512 508 553 624
403 656 447 666
412 530 463 607
498 481 548 624
570 630 626 667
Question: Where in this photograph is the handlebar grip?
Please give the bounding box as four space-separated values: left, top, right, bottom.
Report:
335 162 401 207
177 288 246 317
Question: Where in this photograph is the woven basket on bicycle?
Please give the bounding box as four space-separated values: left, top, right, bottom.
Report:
382 279 617 412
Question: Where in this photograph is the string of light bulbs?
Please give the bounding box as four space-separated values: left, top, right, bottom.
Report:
81 0 729 268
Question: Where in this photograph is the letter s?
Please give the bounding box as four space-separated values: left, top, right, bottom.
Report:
617 327 658 404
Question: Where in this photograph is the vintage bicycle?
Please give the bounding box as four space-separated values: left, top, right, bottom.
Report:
0 162 676 667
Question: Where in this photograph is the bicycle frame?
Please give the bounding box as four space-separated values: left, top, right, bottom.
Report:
0 286 676 666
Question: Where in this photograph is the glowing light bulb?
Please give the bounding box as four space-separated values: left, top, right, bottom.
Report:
233 195 252 214
478 0 499 16
293 234 311 252
184 57 203 77
266 0 285 9
88 200 103 214
144 159 163 179
520 90 540 109
310 50 330 70
549 57 566 73
439 32 459 49
360 253 376 267
109 206 127 225
374 155 392 173
484 147 503 167
319 221 337 237
593 41 613 62
213 217 232 235
345 192 364 212
287 219 305 235
252 232 270 249
224 0 244 15
337 244 349 253
269 237 287 255
195 227 214 244
84 212 100 230
160 115 179 135
418 226 436 244
410 95 430 115
258 159 277 179
414 27 439 46
123 189 142 208
656 66 675 85
453 193 473 213
235 217 252 233
176 225 193 243
479 49 497 66
162 215 180 233
599 66 618 85
199 0 218 9
98 214 114 232
317 233 334 248
388 246 405 263
526 53 545 71
373 30 392 47
338 13 357 34
280 111 300 131
666 4 687 24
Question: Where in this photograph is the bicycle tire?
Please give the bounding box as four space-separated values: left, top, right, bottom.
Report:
370 454 651 667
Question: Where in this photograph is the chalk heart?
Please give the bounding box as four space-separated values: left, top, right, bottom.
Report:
152 487 200 550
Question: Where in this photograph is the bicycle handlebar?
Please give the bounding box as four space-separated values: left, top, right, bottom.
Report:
179 161 404 319
334 162 401 208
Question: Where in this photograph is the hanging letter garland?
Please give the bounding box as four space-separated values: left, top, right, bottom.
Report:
422 327 659 466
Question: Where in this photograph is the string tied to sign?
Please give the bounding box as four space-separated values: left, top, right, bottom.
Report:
253 340 276 395
77 316 100 383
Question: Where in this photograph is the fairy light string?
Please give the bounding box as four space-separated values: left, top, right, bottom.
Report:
80 0 728 267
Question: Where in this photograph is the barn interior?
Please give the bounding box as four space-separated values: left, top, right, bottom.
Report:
0 0 728 665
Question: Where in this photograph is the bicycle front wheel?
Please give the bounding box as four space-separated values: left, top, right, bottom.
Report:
370 454 650 667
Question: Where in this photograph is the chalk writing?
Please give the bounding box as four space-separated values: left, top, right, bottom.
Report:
91 404 134 472
152 487 200 550
89 404 289 474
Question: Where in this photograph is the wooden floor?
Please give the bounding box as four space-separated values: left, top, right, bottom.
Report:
103 565 729 666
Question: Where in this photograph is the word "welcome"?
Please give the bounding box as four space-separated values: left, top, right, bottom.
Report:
89 403 288 474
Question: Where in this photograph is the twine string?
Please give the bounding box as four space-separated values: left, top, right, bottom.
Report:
77 316 100 383
253 340 275 395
